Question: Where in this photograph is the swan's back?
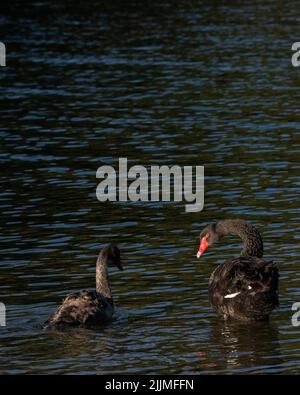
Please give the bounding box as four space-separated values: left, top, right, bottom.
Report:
44 290 113 328
209 257 279 321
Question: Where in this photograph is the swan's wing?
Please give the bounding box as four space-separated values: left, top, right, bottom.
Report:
209 257 279 312
45 290 111 327
232 257 278 295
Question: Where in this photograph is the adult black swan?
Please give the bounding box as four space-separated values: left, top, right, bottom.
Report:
196 220 279 321
43 245 122 328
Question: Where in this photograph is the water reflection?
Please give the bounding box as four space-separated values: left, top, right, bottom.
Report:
197 319 282 374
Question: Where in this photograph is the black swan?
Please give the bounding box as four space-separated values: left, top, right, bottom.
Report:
43 245 122 328
196 219 279 321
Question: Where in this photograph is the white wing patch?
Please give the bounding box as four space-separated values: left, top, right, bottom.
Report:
224 292 241 299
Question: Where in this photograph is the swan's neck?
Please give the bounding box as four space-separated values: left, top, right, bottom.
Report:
216 219 263 258
96 254 112 299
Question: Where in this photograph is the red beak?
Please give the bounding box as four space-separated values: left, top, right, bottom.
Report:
197 236 209 258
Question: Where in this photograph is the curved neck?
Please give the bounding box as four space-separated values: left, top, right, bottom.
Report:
96 252 112 299
216 219 263 258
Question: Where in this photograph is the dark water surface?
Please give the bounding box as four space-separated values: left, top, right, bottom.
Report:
1 1 300 374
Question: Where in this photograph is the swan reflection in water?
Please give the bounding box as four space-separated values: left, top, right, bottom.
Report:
196 319 282 374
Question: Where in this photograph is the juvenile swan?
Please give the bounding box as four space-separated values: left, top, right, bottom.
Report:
43 245 122 328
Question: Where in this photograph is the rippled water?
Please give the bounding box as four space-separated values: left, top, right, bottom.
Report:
1 1 300 374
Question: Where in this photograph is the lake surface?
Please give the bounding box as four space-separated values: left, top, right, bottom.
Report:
1 1 300 374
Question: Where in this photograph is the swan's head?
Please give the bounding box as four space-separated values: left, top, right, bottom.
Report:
197 223 220 258
103 244 123 270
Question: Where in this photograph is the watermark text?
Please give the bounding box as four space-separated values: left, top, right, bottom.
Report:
0 42 6 67
291 302 300 326
96 158 204 213
291 42 300 67
0 302 6 326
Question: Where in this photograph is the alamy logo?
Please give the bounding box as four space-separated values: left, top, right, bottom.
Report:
0 302 6 326
0 42 6 67
291 42 300 67
96 158 204 212
291 302 300 327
